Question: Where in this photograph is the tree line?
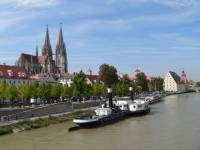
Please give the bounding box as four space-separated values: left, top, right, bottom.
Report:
0 64 164 102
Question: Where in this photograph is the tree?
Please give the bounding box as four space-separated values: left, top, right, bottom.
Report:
135 72 149 92
112 82 129 96
30 82 39 99
92 83 107 97
99 64 118 86
148 77 164 91
71 71 88 100
0 80 8 101
120 74 131 85
37 84 51 100
51 83 63 98
61 85 72 97
154 77 164 91
5 85 18 102
17 83 33 102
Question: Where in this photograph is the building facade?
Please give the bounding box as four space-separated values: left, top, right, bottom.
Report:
16 25 68 74
164 71 187 93
0 65 32 85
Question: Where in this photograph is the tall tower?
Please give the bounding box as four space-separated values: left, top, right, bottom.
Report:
42 25 54 73
55 25 68 73
42 25 53 60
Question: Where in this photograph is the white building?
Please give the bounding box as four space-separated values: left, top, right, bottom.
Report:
164 71 187 93
58 74 74 87
59 77 73 87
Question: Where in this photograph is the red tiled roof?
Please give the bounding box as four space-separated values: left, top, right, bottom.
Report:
0 65 29 79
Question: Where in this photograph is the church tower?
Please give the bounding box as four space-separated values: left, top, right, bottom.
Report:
42 25 53 59
55 25 68 73
41 25 55 73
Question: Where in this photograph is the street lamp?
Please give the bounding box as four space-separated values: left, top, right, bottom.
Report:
129 87 133 101
107 87 113 108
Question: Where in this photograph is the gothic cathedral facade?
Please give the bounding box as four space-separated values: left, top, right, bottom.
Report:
16 25 68 74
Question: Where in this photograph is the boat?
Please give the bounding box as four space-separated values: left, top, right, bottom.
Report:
141 93 161 104
73 104 126 127
73 96 127 127
128 99 150 115
115 97 150 116
73 96 150 128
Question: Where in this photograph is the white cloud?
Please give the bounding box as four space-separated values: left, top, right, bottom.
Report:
0 0 60 7
0 10 41 31
0 0 60 31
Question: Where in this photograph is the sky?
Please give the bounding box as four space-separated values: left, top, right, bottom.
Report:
0 0 200 81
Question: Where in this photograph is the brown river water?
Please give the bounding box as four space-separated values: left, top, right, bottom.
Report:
0 93 200 150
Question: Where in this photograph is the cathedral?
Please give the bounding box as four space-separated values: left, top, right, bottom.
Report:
16 25 68 74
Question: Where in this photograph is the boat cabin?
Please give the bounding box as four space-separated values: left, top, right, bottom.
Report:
94 108 112 116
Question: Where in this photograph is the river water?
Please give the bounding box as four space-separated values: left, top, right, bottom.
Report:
0 93 200 150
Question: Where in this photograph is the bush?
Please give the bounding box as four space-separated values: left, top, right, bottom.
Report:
0 126 12 136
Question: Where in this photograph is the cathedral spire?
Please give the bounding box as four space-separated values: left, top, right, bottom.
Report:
55 24 68 73
42 25 52 58
58 23 64 47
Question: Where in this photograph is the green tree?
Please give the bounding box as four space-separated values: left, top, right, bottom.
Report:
72 71 88 100
135 72 149 92
92 83 106 97
154 77 164 91
0 80 8 101
30 82 39 99
51 83 63 98
61 85 72 97
120 74 131 85
99 64 118 86
113 82 129 96
37 84 51 100
17 83 33 102
5 85 18 102
148 77 164 91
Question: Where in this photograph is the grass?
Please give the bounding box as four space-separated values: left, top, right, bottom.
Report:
0 109 93 136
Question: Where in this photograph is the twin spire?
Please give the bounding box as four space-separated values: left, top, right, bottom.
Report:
42 24 65 57
41 24 68 73
58 24 64 47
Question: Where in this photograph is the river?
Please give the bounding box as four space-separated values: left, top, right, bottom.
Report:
0 93 200 150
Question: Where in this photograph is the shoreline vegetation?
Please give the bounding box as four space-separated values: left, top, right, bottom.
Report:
0 109 93 136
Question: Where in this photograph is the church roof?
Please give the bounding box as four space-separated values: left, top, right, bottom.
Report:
0 65 29 79
18 53 38 63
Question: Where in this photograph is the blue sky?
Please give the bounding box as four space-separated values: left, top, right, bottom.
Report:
0 0 200 80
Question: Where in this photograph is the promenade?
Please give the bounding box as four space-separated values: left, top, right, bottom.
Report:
0 101 102 126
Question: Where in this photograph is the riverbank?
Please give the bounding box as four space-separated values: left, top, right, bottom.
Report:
0 109 93 136
0 92 194 136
